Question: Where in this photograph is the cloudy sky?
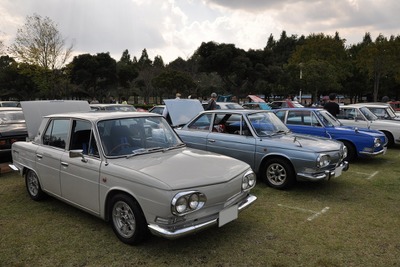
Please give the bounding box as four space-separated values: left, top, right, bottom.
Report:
1 0 399 64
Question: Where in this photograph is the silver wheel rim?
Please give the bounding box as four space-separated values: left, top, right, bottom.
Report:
27 171 39 196
266 163 287 186
112 200 136 238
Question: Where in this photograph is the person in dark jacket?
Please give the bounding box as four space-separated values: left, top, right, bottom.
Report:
324 93 340 117
205 92 217 110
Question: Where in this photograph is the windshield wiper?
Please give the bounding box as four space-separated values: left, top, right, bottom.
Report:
125 147 163 158
164 143 186 151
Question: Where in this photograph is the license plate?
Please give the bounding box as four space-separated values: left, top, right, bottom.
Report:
334 165 343 177
219 204 238 227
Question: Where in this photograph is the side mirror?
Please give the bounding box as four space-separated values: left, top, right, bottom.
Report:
69 149 88 163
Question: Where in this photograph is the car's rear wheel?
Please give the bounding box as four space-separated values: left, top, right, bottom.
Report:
25 170 46 201
342 140 356 161
262 158 295 189
110 194 148 245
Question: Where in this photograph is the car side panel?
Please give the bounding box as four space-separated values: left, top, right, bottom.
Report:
206 132 256 170
60 153 101 214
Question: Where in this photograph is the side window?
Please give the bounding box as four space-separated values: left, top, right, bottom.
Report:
311 113 322 126
274 111 286 122
338 108 356 120
187 113 212 131
70 120 99 157
287 110 313 126
43 119 70 149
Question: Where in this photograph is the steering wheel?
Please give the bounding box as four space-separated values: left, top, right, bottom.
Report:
109 143 131 155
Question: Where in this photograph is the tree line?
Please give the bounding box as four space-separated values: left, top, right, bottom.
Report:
1 13 400 105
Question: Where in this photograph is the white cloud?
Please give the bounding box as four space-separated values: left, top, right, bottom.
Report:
0 0 399 64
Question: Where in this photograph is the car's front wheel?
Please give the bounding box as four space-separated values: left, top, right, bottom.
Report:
262 158 295 189
110 194 148 245
25 170 46 200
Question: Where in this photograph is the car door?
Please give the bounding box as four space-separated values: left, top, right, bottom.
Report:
179 113 213 151
338 107 370 128
285 110 329 138
206 113 256 169
59 119 101 214
35 118 70 196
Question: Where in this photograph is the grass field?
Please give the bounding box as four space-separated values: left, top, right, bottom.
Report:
1 147 400 266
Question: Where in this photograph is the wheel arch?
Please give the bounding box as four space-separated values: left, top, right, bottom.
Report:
104 189 146 223
258 154 295 179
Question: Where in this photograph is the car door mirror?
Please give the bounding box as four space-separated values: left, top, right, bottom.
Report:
69 149 88 162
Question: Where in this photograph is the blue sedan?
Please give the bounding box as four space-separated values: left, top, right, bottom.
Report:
175 109 348 189
274 108 387 161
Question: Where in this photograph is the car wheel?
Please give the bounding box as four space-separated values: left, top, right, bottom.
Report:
262 158 295 189
25 170 46 201
342 141 356 161
110 194 148 245
382 131 394 147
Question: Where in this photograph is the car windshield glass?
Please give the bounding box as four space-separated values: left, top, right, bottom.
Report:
105 105 136 111
98 116 183 157
359 107 378 121
247 112 289 137
0 111 25 124
316 110 341 127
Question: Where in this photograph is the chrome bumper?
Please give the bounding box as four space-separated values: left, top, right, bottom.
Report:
148 194 257 239
359 147 387 157
297 161 349 181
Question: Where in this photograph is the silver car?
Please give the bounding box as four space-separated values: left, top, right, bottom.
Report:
10 101 257 245
175 109 349 189
337 104 400 147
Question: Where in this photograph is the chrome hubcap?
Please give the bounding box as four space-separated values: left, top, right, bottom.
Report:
112 201 136 238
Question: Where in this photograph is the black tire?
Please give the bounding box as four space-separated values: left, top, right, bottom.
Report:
262 158 295 189
110 194 148 245
342 140 356 161
25 169 46 201
382 131 394 147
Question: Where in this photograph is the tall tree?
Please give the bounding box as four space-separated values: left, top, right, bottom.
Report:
8 13 73 70
356 34 396 101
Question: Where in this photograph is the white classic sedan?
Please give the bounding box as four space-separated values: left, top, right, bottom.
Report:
10 100 257 245
337 104 400 147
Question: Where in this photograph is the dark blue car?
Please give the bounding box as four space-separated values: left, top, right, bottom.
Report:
274 108 387 161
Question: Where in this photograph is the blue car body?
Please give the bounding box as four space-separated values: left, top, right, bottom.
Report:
274 108 387 161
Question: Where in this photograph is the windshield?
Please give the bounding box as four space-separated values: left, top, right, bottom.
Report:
247 112 289 137
315 110 341 127
359 107 378 121
97 116 183 157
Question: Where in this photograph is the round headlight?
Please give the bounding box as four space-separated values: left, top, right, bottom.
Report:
175 197 187 214
374 138 381 148
317 154 330 168
188 194 199 209
242 170 256 190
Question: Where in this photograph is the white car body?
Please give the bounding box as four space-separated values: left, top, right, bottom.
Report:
10 100 257 245
337 104 400 146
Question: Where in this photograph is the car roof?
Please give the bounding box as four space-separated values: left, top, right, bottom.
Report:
351 103 389 108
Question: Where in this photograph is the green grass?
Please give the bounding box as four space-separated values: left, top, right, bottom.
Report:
1 148 400 266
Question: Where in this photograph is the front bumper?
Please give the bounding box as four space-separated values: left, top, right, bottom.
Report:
359 146 387 157
297 160 349 182
148 194 257 239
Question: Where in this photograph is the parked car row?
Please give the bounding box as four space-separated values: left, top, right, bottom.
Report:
6 99 399 246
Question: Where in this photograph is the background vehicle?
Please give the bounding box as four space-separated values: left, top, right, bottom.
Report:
270 100 304 109
175 109 348 189
0 107 27 161
337 105 400 147
90 103 137 111
274 108 387 161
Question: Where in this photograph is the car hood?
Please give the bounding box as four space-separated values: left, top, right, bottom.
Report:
336 125 385 137
272 133 342 152
164 99 204 127
108 147 250 190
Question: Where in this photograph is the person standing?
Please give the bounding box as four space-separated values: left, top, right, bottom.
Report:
324 93 340 117
205 92 217 110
